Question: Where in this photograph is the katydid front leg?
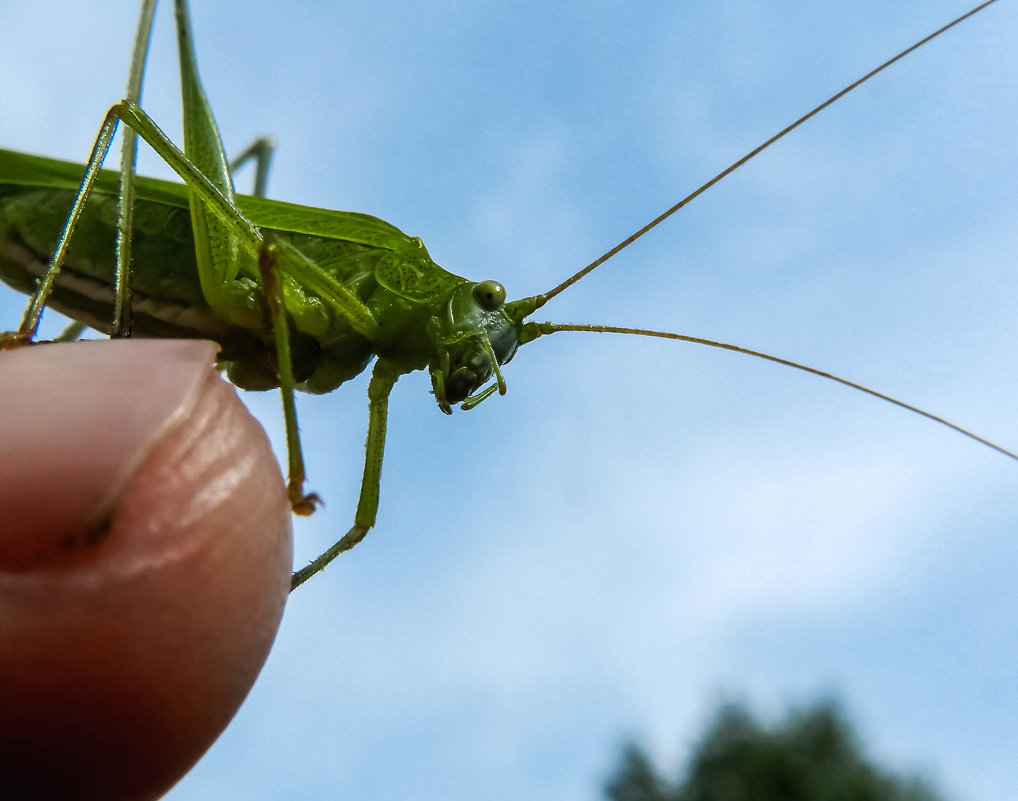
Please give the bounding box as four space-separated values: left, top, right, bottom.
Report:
290 359 400 591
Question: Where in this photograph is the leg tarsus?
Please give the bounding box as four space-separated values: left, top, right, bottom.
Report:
289 486 321 516
290 524 369 591
0 331 32 350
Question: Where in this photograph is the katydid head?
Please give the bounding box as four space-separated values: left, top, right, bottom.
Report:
428 279 525 413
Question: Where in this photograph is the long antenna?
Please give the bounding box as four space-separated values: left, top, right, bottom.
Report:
525 322 1018 461
539 0 1000 304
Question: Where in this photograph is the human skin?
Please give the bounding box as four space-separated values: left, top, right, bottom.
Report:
0 339 293 800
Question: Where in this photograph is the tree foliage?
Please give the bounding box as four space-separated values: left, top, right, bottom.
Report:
604 701 944 801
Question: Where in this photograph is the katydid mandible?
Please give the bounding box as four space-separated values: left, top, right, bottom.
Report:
0 0 1012 591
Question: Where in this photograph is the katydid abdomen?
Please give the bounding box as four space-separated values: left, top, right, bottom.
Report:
0 173 239 344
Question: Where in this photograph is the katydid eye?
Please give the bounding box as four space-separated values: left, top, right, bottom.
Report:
473 280 506 310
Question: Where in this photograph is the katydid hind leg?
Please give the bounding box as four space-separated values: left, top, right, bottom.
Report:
172 0 254 310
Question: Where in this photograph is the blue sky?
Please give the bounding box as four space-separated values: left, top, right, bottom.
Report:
2 1 1017 799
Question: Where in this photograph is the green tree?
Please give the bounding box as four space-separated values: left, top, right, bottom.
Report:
604 701 944 801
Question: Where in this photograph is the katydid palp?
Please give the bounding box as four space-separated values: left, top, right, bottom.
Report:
0 0 1014 599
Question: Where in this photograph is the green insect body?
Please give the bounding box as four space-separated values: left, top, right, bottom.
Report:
0 0 1012 590
0 148 521 400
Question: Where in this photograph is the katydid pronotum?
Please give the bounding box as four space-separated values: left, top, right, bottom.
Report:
0 0 1013 596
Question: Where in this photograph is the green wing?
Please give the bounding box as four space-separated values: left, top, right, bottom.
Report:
0 148 423 253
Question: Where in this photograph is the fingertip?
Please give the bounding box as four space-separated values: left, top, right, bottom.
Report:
0 340 293 799
0 339 221 568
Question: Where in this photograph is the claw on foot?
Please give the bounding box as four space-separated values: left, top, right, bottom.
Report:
0 331 32 351
290 489 322 516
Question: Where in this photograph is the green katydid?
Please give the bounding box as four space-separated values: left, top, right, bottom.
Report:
0 0 1013 594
